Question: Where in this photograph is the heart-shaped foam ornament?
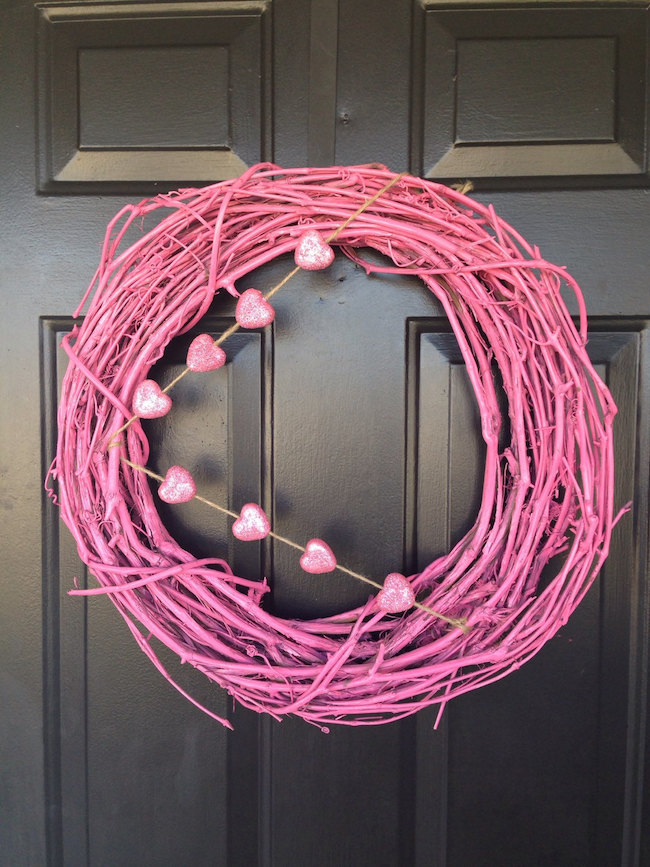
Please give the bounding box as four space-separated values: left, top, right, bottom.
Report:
186 334 227 372
376 573 415 613
299 539 337 574
132 380 172 418
158 466 196 504
235 289 275 328
232 503 271 541
294 230 335 271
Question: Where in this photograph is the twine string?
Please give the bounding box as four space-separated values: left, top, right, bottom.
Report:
113 172 451 626
110 173 406 444
121 459 466 630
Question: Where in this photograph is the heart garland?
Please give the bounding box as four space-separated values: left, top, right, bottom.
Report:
116 176 454 624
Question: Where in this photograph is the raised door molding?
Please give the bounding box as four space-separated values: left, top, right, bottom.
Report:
412 2 649 186
36 1 272 193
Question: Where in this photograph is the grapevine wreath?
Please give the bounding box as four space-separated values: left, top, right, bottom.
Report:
49 163 620 730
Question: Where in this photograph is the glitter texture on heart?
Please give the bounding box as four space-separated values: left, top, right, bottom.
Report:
186 334 227 371
376 573 415 613
232 503 271 541
300 539 337 574
132 380 172 418
158 466 196 504
294 230 335 271
235 289 275 328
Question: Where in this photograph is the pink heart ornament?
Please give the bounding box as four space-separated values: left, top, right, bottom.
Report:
232 503 271 541
186 334 226 372
158 466 196 504
294 230 335 271
235 289 275 328
132 380 172 418
300 539 337 574
376 573 415 613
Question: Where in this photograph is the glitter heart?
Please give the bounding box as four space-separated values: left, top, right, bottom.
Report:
376 573 415 613
294 230 335 271
186 334 227 372
158 466 196 504
232 503 271 541
132 380 172 418
300 539 337 574
235 289 275 328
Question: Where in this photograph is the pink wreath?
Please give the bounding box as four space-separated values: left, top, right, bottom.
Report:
49 164 619 729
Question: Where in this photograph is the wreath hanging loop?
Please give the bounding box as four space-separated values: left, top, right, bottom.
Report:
50 164 618 729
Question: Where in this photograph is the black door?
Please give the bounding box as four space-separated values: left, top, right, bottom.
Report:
1 2 648 865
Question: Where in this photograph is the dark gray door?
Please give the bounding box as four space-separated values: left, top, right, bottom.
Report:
1 2 648 865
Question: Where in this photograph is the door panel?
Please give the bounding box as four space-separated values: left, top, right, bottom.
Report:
415 5 647 181
2 1 648 865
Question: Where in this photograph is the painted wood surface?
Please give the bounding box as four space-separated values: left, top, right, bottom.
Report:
1 1 648 864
